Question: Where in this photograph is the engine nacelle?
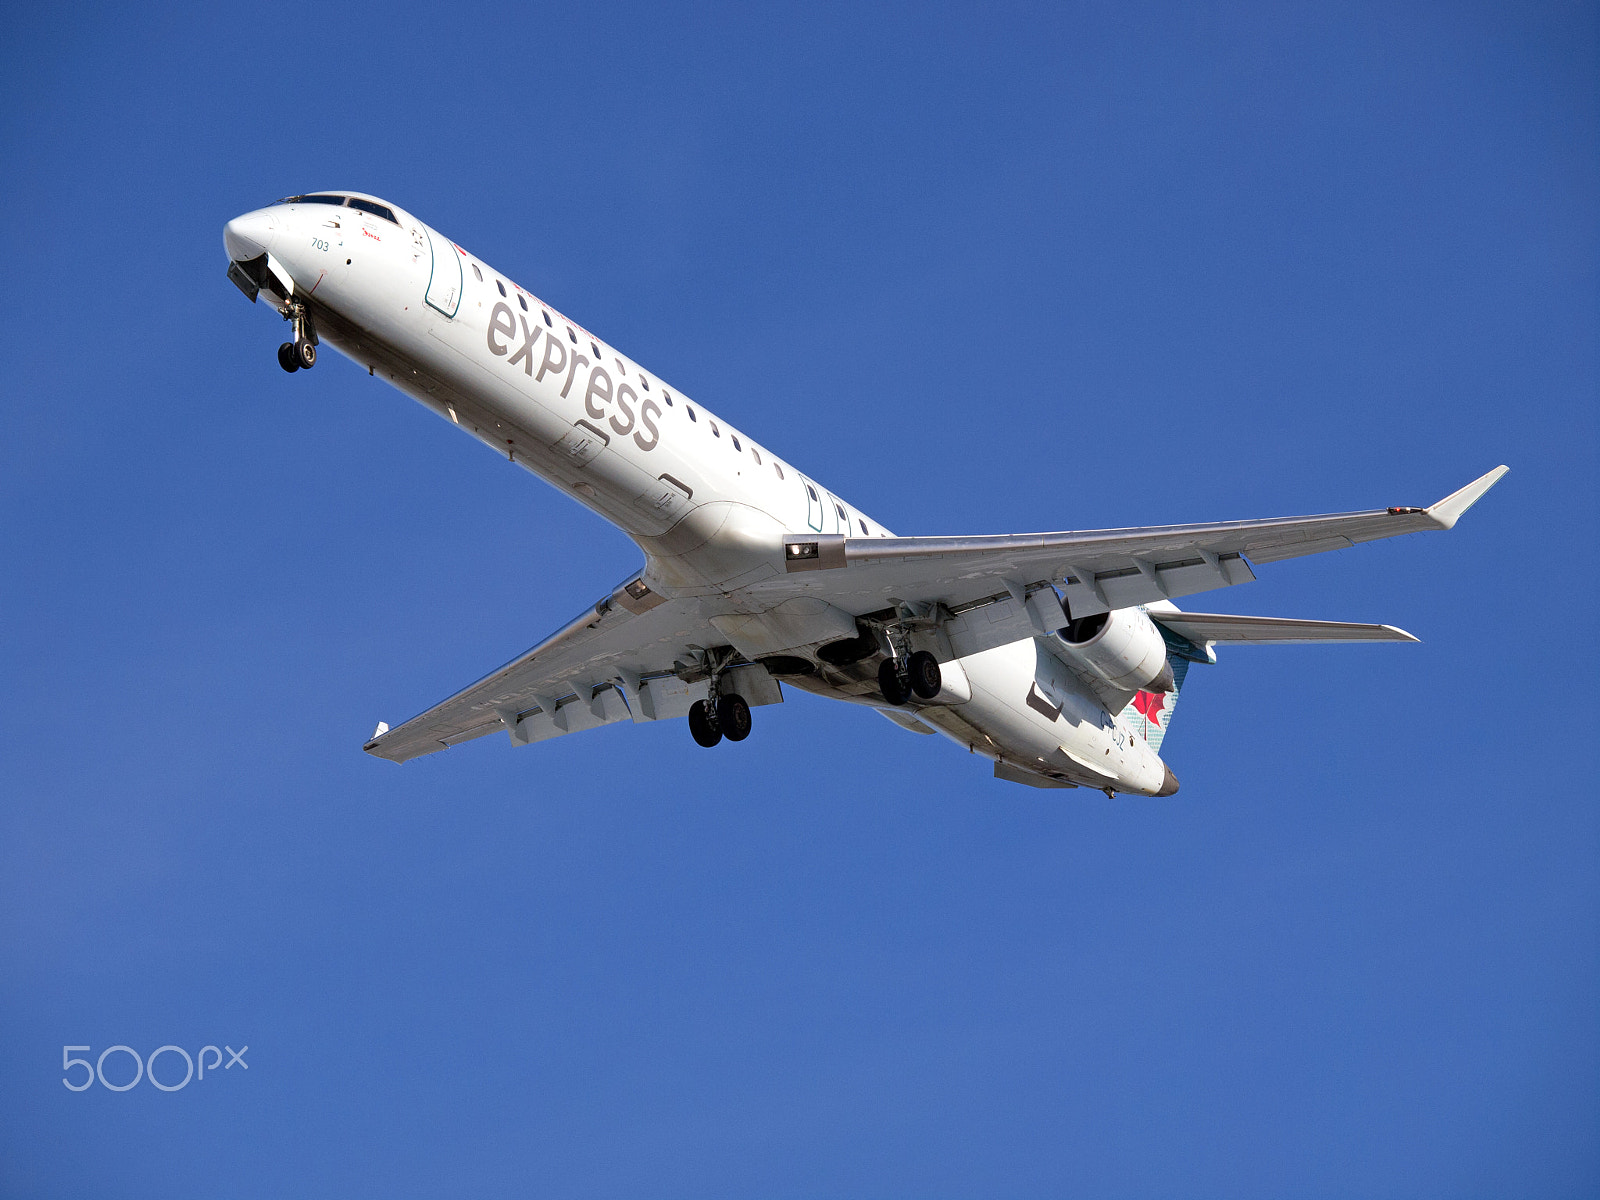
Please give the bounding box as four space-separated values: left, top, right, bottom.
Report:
1055 607 1175 694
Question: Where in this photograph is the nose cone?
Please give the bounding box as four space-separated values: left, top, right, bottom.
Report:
224 209 276 262
1154 763 1180 797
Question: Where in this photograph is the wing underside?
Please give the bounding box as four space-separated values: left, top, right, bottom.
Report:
364 467 1504 762
364 578 726 763
752 467 1507 645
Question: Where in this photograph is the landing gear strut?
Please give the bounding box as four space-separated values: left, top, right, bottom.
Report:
276 301 318 373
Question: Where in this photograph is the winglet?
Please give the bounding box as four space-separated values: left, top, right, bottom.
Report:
1425 465 1508 529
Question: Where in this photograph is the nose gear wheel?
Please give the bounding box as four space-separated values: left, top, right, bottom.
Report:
275 300 319 373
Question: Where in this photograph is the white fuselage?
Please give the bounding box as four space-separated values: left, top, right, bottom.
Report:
224 193 1172 795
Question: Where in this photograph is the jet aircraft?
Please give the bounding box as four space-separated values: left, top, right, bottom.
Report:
224 192 1505 796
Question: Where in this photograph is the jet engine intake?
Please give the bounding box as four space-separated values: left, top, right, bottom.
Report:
1056 607 1175 694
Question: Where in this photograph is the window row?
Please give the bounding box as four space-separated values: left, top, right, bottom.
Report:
470 269 874 518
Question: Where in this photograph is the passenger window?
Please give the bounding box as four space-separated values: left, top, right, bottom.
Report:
615 359 625 374
471 264 483 282
590 342 601 358
710 422 721 438
752 448 762 465
805 485 817 501
775 463 785 480
685 405 697 422
542 310 552 327
496 280 506 297
567 327 577 344
859 519 869 535
640 376 650 390
835 504 847 523
731 435 741 451
518 294 528 311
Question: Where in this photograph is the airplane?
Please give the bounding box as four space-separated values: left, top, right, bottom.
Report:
223 191 1506 797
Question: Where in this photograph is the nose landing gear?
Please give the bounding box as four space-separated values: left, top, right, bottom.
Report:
275 301 318 373
277 340 317 372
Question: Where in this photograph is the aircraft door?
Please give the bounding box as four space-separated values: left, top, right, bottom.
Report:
802 479 823 532
825 491 846 535
424 225 462 317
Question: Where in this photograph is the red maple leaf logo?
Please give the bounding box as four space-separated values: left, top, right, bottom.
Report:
1132 690 1166 727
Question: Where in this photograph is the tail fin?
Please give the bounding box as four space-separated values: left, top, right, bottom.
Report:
1119 619 1212 752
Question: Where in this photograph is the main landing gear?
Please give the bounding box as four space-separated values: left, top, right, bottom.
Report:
686 651 756 748
275 300 318 373
688 694 751 748
878 650 942 706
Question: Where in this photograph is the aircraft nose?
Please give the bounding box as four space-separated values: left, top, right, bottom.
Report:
223 209 277 262
1154 764 1180 797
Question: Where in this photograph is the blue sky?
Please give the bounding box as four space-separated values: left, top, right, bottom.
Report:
2 3 1595 1196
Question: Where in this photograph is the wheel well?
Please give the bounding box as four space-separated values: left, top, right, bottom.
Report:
817 631 877 666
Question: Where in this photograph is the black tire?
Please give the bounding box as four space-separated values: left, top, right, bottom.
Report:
688 699 722 747
716 693 752 742
878 658 911 706
908 650 942 699
296 339 317 369
278 342 300 372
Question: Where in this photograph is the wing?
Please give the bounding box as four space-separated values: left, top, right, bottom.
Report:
754 467 1507 631
364 577 723 764
1150 612 1418 644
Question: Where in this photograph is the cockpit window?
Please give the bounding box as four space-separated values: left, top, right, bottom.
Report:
274 195 400 224
346 197 398 224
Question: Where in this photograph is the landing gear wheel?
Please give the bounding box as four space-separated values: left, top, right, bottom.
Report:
296 339 317 369
908 650 942 699
716 693 752 742
277 342 300 372
878 658 911 706
688 699 722 747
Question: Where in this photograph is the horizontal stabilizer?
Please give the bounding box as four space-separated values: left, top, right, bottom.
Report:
1151 612 1419 645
